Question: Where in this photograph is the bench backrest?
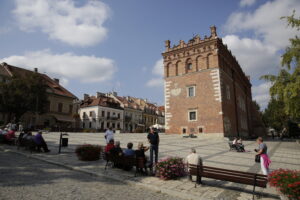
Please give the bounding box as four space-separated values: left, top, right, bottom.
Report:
189 164 268 188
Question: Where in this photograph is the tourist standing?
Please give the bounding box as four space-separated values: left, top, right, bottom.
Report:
147 128 159 165
255 137 271 175
104 127 114 144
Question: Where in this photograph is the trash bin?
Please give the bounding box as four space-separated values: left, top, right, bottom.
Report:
62 138 68 147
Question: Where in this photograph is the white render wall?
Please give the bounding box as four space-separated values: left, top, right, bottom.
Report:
79 106 124 130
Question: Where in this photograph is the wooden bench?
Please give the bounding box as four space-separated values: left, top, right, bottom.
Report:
189 164 268 197
104 153 150 176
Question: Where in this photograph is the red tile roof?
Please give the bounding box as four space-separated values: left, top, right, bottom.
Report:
80 95 122 109
0 63 77 99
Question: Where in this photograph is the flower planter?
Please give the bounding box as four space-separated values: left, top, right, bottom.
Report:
75 144 102 161
269 169 300 200
155 157 186 180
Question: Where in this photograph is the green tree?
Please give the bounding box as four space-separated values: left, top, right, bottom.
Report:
261 11 300 124
0 73 48 122
262 98 288 131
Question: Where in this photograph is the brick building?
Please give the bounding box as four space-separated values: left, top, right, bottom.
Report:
0 63 78 130
162 26 264 138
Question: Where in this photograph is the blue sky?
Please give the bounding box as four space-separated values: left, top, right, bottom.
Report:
0 0 299 109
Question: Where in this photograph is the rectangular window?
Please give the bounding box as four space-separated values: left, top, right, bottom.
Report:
188 110 197 121
102 111 105 117
89 122 92 128
226 85 230 100
107 112 110 117
89 111 93 117
83 112 86 118
69 105 73 114
58 103 63 112
117 113 120 119
187 86 195 97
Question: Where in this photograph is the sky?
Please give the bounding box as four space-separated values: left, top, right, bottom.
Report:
0 0 299 109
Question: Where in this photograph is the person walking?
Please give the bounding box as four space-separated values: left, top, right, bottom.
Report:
104 127 114 144
147 128 159 166
255 137 271 175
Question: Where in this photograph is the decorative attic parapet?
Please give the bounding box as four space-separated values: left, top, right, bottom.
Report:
164 26 218 53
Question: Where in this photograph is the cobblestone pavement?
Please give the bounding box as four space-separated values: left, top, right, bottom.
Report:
0 150 181 200
1 132 300 200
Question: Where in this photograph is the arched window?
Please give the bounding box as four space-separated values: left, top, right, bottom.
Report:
186 58 193 73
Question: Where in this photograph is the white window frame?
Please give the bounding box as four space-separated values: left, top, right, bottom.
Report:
187 85 196 97
188 110 197 121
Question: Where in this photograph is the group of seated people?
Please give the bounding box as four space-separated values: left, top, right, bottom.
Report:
232 137 245 152
104 139 150 173
18 130 50 153
0 128 16 144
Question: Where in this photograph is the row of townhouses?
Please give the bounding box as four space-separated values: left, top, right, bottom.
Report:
0 63 164 132
79 92 165 132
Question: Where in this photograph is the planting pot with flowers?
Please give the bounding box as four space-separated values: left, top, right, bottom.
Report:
75 144 102 161
155 157 186 180
268 169 300 200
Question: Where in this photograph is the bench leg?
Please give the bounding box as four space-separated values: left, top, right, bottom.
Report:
105 160 109 170
252 185 256 200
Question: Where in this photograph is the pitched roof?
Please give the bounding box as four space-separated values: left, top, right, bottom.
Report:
0 62 77 99
80 95 122 110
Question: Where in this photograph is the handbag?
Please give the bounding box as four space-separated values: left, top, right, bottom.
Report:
255 154 260 163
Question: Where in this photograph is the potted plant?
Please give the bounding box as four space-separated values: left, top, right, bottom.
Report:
75 144 102 161
268 169 300 200
155 157 186 180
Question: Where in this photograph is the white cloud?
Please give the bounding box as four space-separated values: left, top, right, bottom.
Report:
152 59 164 76
146 58 164 87
146 78 163 87
252 82 272 109
240 0 257 7
223 35 280 78
225 0 300 50
222 0 300 108
0 49 117 83
13 0 110 46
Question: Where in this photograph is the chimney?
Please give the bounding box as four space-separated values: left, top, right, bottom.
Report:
165 40 170 50
210 26 217 38
84 94 89 100
34 68 38 73
54 78 59 84
97 92 104 98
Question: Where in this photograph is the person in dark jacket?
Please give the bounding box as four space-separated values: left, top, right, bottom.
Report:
34 131 50 152
147 128 159 165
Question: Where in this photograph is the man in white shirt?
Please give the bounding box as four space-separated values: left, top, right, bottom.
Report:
105 127 114 144
186 148 202 183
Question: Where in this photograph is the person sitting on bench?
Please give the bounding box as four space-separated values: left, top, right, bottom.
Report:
236 138 245 152
110 141 123 168
123 142 135 156
135 142 150 174
34 131 50 153
105 139 115 153
186 148 202 183
110 141 122 156
4 129 16 144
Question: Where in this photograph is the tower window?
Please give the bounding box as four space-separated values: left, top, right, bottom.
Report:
226 85 230 100
188 110 197 121
187 86 195 97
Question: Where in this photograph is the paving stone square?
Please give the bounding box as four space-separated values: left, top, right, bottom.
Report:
2 132 300 200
